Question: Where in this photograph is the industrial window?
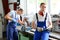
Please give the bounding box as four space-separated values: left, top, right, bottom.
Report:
27 0 49 15
26 0 49 21
50 0 60 15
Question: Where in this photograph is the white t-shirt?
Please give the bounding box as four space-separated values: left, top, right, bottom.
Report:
8 10 20 22
32 12 52 27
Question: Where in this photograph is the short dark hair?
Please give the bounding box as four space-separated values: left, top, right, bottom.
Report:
17 6 23 11
40 3 45 6
18 8 23 11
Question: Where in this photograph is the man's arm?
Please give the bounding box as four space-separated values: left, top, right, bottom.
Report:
18 20 24 25
5 13 12 20
24 18 30 26
47 21 52 29
47 13 52 29
32 21 36 29
18 18 30 25
32 14 37 29
5 11 17 22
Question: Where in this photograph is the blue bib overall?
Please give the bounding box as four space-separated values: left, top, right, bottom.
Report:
7 12 18 40
34 13 50 40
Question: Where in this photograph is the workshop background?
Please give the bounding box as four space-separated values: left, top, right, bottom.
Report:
0 0 60 40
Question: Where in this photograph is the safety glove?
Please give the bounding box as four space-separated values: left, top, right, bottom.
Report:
12 18 17 22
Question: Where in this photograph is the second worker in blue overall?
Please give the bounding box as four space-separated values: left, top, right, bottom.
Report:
32 3 52 40
5 8 24 40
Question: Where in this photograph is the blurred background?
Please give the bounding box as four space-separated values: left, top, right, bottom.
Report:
0 0 60 40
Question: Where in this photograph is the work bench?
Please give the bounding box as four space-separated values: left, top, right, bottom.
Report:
16 26 60 40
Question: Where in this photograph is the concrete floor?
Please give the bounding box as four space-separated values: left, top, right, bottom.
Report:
3 38 6 40
0 38 6 40
1 32 7 40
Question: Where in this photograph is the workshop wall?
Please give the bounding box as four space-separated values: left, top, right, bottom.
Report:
0 0 4 38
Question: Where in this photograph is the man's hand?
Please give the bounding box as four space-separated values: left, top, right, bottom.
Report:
18 20 24 25
23 18 28 22
47 21 52 29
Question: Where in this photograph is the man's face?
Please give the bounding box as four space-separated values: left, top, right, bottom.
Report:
40 4 46 11
18 10 23 15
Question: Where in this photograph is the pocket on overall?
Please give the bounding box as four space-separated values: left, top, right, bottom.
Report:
37 21 46 28
8 22 17 28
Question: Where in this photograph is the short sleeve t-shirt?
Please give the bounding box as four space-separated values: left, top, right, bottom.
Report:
32 12 52 27
8 10 20 22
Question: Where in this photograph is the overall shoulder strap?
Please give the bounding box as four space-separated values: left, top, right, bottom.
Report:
15 12 16 18
20 15 22 21
36 13 38 21
45 13 47 20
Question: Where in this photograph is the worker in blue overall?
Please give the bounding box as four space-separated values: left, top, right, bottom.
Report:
5 8 24 40
32 3 52 40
